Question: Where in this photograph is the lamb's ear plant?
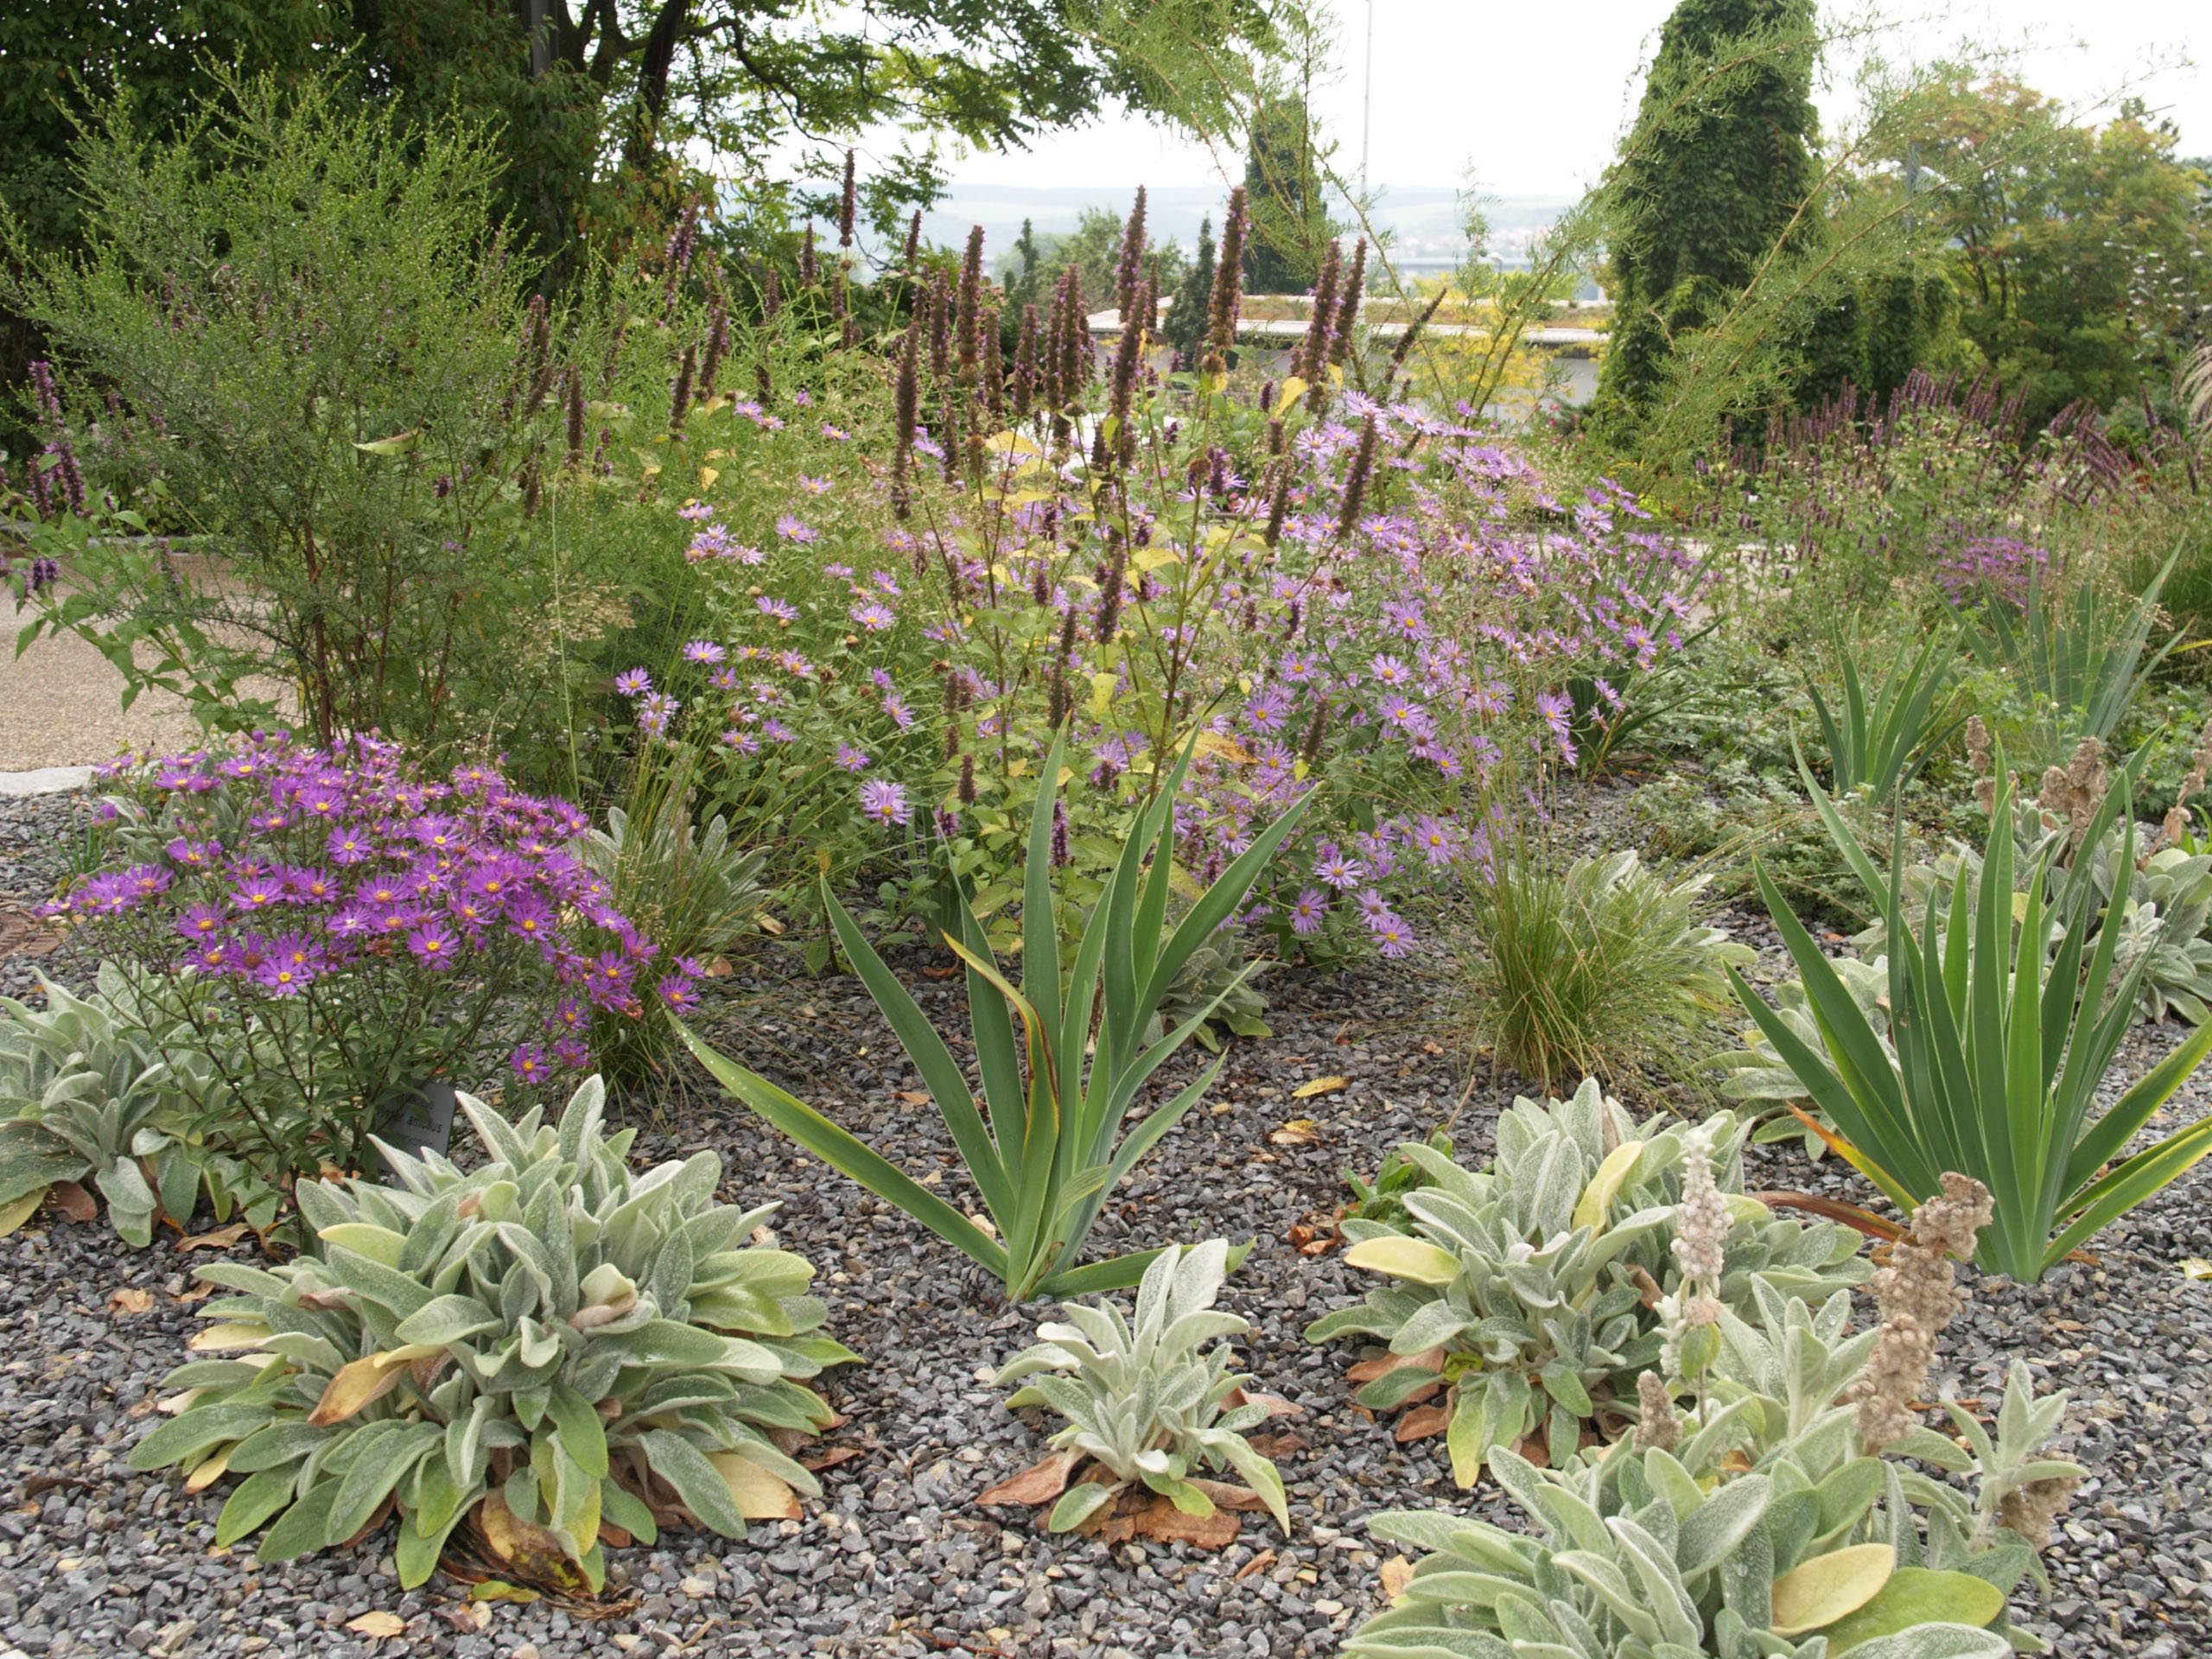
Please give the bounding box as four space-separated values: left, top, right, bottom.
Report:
1304 1083 1866 1486
1349 1274 2082 1659
1805 626 1961 801
0 967 273 1243
683 728 1308 1302
1731 753 2212 1281
987 1238 1293 1537
128 1077 856 1592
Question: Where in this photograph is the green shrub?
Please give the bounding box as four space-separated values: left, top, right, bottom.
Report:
1732 757 2212 1280
1305 1083 1866 1486
1461 846 1754 1087
995 1239 1288 1534
2 68 679 764
683 729 1308 1302
128 1077 856 1591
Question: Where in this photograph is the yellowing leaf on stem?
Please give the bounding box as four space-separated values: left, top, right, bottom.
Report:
1342 1237 1460 1287
1572 1141 1645 1232
709 1451 802 1520
309 1354 408 1424
1771 1543 1896 1636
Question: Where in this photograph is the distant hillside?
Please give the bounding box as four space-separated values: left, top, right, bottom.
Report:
923 182 1580 274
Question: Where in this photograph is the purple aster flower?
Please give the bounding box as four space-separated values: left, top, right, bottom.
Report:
834 742 871 772
1288 887 1328 936
757 596 798 623
776 514 818 543
656 973 700 1013
858 779 911 827
406 921 461 968
850 598 896 632
682 639 727 665
614 668 652 698
1313 845 1365 891
511 1043 551 1084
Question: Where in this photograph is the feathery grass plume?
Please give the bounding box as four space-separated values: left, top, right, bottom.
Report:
668 345 696 437
1380 287 1448 402
928 268 952 387
981 308 1006 423
1205 187 1248 372
563 365 585 466
838 149 857 249
1095 529 1128 644
1329 239 1365 369
1633 1370 1680 1452
1335 414 1377 539
1294 238 1342 390
1116 186 1147 324
1849 1173 1994 1452
891 315 920 518
957 226 985 377
799 222 818 288
699 290 729 403
1012 302 1039 420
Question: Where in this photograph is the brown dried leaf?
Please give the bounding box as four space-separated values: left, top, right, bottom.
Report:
1395 1405 1448 1442
1186 1478 1268 1512
799 1446 863 1473
1291 1076 1350 1100
1268 1118 1319 1146
1346 1346 1446 1387
1236 1548 1277 1581
976 1449 1083 1509
1225 1388 1303 1420
472 1493 593 1595
108 1287 156 1315
50 1182 99 1223
1246 1431 1307 1459
1119 1494 1242 1548
1380 1554 1415 1600
1516 1433 1550 1470
178 1222 250 1253
344 1611 408 1639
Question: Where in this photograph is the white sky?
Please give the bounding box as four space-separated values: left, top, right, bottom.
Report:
936 0 2206 198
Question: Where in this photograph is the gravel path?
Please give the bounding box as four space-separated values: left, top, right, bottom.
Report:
3 788 2210 1658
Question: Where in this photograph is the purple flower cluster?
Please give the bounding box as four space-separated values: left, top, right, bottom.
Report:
61 734 656 1084
1935 534 2050 612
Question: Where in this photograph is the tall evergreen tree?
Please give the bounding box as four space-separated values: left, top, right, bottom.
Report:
1164 214 1216 366
1596 0 1821 422
1241 94 1330 294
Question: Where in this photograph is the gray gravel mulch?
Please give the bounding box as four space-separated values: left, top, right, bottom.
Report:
3 786 2211 1658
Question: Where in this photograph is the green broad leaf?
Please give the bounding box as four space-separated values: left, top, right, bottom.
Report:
1141 1470 1216 1516
395 1500 466 1589
599 1478 659 1545
1819 1567 2006 1653
546 1384 608 1480
637 1428 748 1538
130 1403 271 1471
215 1466 302 1546
1445 1384 1490 1489
255 1478 341 1564
1046 1479 1122 1533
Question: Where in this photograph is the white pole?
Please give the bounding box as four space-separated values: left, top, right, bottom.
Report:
1361 0 1376 193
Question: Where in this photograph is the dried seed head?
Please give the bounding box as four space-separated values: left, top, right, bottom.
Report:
1850 1172 1993 1452
1633 1370 1679 1452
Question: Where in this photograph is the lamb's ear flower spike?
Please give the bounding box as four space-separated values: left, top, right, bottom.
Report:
1849 1172 1994 1452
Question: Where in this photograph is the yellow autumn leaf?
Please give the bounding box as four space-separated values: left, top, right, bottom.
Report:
984 429 1041 454
188 1321 272 1353
1279 375 1309 409
184 1443 234 1493
344 1611 409 1639
309 1354 409 1425
1342 1236 1461 1287
0 1188 48 1236
1193 731 1253 766
709 1451 802 1520
1293 1076 1350 1100
1268 1119 1319 1146
1572 1141 1645 1232
1771 1543 1896 1637
1088 672 1119 721
698 467 719 492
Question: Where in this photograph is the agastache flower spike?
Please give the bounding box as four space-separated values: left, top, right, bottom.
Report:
1095 530 1128 645
981 308 1006 424
563 365 586 467
1116 186 1147 326
1296 238 1341 389
669 346 696 438
1205 188 1247 372
1012 303 1039 420
891 315 920 519
901 209 922 273
699 291 729 404
929 268 952 387
838 149 858 249
957 226 985 378
1329 238 1366 369
1335 415 1378 540
799 222 818 288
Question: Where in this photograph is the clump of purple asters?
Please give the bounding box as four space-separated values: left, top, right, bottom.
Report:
57 734 659 1185
1935 534 2049 612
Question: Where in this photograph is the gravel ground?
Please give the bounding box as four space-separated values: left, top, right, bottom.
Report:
3 786 2211 1658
